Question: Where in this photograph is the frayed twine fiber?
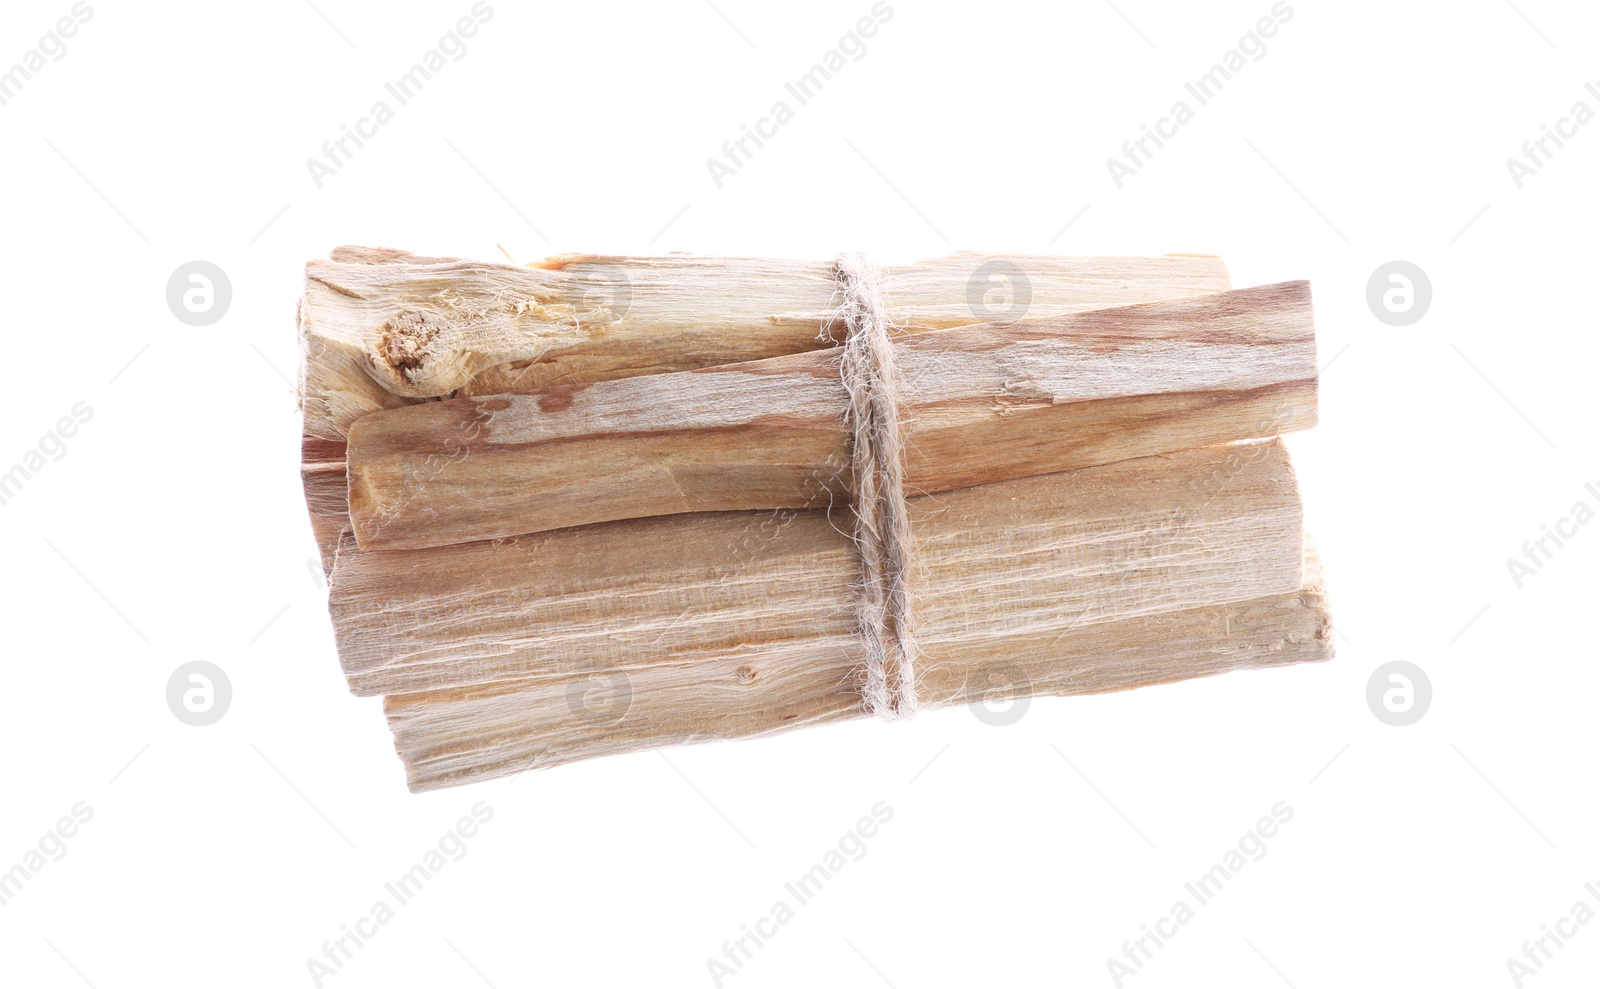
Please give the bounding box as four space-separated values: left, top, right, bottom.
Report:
830 253 920 721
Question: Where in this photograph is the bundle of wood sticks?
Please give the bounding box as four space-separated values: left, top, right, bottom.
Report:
299 247 1332 792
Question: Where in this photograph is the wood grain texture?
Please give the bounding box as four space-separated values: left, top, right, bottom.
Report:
323 439 1322 789
332 439 1304 696
297 249 1332 792
344 281 1317 549
298 250 1233 442
301 437 349 575
300 248 1235 563
381 542 1329 792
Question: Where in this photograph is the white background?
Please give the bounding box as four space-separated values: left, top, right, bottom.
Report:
2 0 1597 986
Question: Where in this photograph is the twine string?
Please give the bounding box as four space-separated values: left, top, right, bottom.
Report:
830 253 920 720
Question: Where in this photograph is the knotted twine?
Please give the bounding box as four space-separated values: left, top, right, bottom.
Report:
829 253 920 721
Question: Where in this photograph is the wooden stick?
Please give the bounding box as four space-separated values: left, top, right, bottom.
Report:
380 542 1329 791
299 250 1233 441
331 439 1307 722
301 249 1235 565
344 282 1316 550
298 250 1333 792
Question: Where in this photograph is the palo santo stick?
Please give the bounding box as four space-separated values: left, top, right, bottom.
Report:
330 439 1304 701
381 545 1329 792
343 282 1316 550
299 251 1232 442
300 248 1234 564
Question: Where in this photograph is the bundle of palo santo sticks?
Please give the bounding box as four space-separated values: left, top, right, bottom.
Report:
299 247 1332 792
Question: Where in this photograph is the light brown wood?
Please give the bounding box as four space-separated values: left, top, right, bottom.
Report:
381 542 1328 791
300 249 1235 563
332 439 1304 695
298 249 1332 792
300 248 1237 563
323 440 1324 789
301 437 349 574
298 250 1233 441
344 282 1316 550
